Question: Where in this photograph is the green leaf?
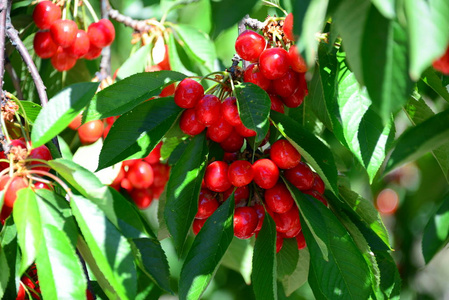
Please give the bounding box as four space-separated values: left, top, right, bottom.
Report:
422 193 449 264
362 6 412 124
252 212 277 300
179 193 235 300
0 218 18 299
0 244 9 298
421 68 449 103
116 44 151 80
279 245 310 297
171 24 216 72
405 0 449 80
15 100 41 125
385 108 449 174
370 0 395 19
13 188 41 275
131 238 172 293
167 32 196 76
221 238 253 284
71 195 137 300
31 82 99 147
98 97 182 170
84 71 186 122
210 0 258 37
164 133 208 254
288 184 373 299
234 82 271 143
375 251 401 299
277 238 299 278
271 111 338 195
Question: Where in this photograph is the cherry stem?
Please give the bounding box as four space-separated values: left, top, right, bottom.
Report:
82 0 99 22
26 169 74 199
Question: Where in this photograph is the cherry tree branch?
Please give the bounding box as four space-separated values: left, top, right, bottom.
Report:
5 56 23 99
98 0 111 79
106 4 153 32
0 0 7 97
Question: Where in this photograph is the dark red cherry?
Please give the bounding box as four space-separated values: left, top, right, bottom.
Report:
204 161 232 192
284 161 314 190
270 139 301 169
130 188 154 209
233 206 259 239
196 189 219 219
243 63 271 90
179 108 206 135
264 181 294 214
34 31 58 58
219 129 244 153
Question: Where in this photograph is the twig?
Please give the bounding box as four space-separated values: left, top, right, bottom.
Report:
98 0 111 79
240 14 265 31
107 7 153 32
0 0 7 97
5 20 48 107
5 56 23 99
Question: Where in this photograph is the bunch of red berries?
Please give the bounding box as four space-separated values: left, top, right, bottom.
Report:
109 142 170 210
16 264 41 300
32 1 115 71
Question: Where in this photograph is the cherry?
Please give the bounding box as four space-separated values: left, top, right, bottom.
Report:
253 203 265 232
269 94 285 113
433 45 449 74
222 97 242 127
282 74 307 108
68 114 82 130
120 177 133 192
204 161 232 192
243 63 271 91
123 159 139 169
50 19 78 48
87 19 115 48
289 45 307 73
233 206 259 239
151 163 170 188
130 188 154 209
0 151 8 171
311 172 325 194
127 160 154 189
276 233 284 253
264 181 294 214
284 161 314 190
234 123 256 137
274 205 301 237
174 78 204 108
78 120 104 145
252 158 279 189
235 30 266 62
270 139 301 169
0 175 29 208
34 31 58 59
196 189 219 219
193 218 207 235
158 45 170 70
110 166 126 190
219 129 244 152
259 47 290 80
283 13 295 41
179 108 205 135
223 185 249 205
195 94 221 126
272 69 299 98
296 231 306 250
83 43 102 60
223 152 238 163
207 116 233 143
159 83 176 97
51 47 77 71
29 145 52 172
304 190 328 206
66 29 90 59
144 142 162 164
33 1 61 30
228 160 254 187
0 206 12 225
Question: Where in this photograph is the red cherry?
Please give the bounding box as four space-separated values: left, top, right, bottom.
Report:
50 19 78 48
222 97 242 127
433 45 449 74
253 204 265 232
282 73 307 108
219 129 244 152
110 166 126 190
0 151 8 171
33 1 61 30
204 161 232 192
159 83 176 97
83 43 102 60
68 114 82 130
144 142 162 164
270 139 301 169
78 120 104 145
87 19 115 48
235 30 266 62
272 69 299 98
269 94 285 113
233 206 259 239
196 189 219 219
123 159 139 169
289 45 307 73
120 178 133 192
174 78 204 109
0 175 29 208
179 108 206 135
259 48 290 80
311 172 325 194
130 188 154 209
66 29 90 58
223 152 238 163
195 94 221 126
234 123 256 137
223 185 249 205
150 162 170 188
276 233 284 253
158 45 171 70
264 181 294 214
207 116 233 143
283 13 295 41
0 206 12 225
296 231 306 250
228 160 254 187
193 218 207 235
284 161 314 190
304 190 328 206
274 205 301 236
29 145 52 172
127 160 154 189
33 31 58 59
243 63 271 90
51 47 77 71
252 159 279 189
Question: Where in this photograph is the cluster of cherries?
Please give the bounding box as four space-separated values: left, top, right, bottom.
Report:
16 264 41 300
32 1 115 71
109 142 170 210
192 138 327 252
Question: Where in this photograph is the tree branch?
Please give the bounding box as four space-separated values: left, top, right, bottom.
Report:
0 0 8 97
5 56 23 99
98 0 111 79
107 7 153 32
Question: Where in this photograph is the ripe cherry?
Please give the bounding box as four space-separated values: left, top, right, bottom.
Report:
68 114 82 130
235 30 266 62
433 45 449 74
274 205 301 237
159 83 176 97
78 120 104 145
195 94 221 126
87 19 115 48
196 189 219 219
252 158 279 189
33 31 58 59
288 45 307 73
304 190 328 206
179 108 206 135
296 231 306 250
174 78 204 108
269 94 285 113
270 139 301 169
233 206 259 239
235 123 256 137
284 161 314 190
276 233 284 253
29 145 52 172
204 161 232 192
193 218 207 235
0 175 29 208
272 69 299 98
130 188 154 209
223 185 249 205
50 19 78 48
144 142 162 164
66 29 90 58
243 63 271 90
151 162 170 188
311 172 325 194
264 181 294 214
219 129 244 152
207 116 233 143
33 1 61 30
282 73 307 108
83 44 102 60
283 13 295 41
222 97 242 127
259 47 290 80
253 204 265 232
51 47 77 71
228 160 254 187
127 160 154 189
